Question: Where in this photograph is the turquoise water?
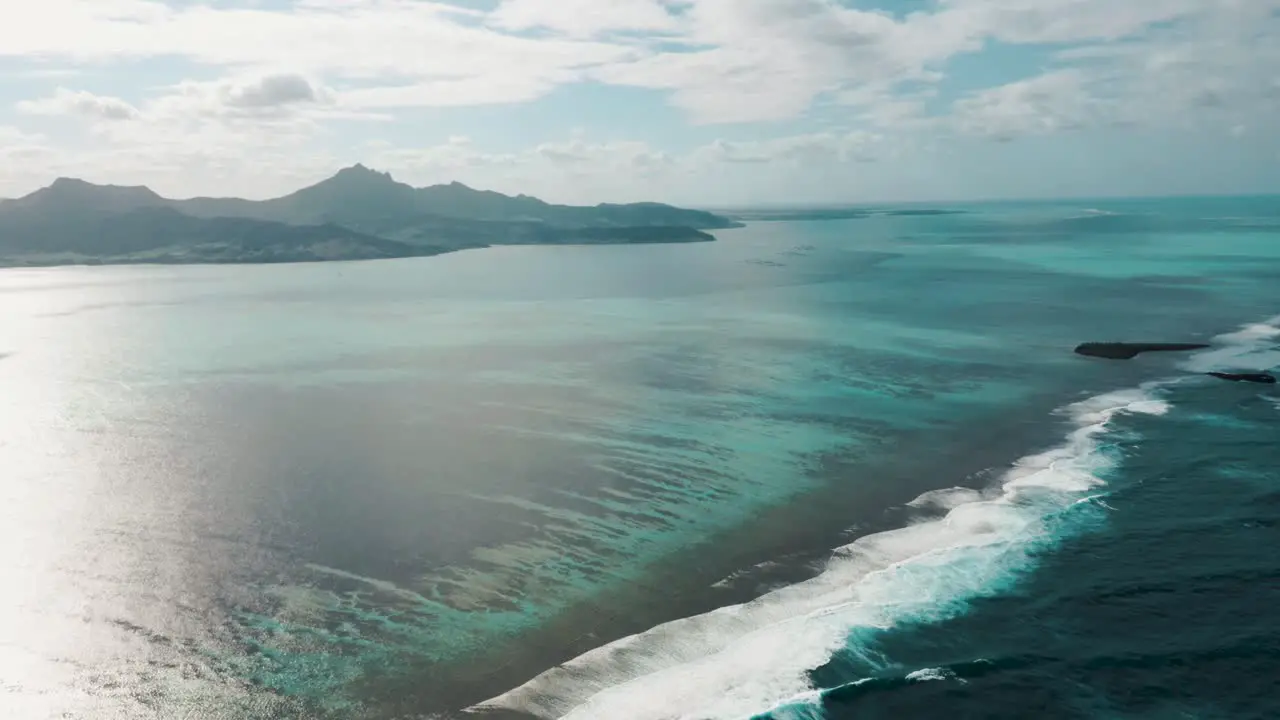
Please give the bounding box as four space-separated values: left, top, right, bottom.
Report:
0 196 1276 718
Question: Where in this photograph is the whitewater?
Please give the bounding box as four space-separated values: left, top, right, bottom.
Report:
473 316 1279 720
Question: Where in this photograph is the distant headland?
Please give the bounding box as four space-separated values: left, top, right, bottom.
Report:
0 164 741 267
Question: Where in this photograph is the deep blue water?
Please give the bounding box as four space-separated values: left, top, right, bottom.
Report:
0 196 1277 719
802 379 1280 720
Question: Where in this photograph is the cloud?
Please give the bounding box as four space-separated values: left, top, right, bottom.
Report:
938 0 1208 44
951 70 1106 140
489 0 679 37
1076 1 1280 122
0 128 57 192
17 88 140 121
951 1 1280 140
367 128 882 192
2 0 1274 126
591 0 970 124
369 135 675 177
581 0 1276 126
0 0 1277 203
694 131 881 164
15 76 334 129
0 126 50 152
578 0 1208 125
339 71 572 109
0 0 634 110
221 73 327 110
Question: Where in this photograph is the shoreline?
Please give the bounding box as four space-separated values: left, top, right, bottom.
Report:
0 230 722 271
363 370 1141 719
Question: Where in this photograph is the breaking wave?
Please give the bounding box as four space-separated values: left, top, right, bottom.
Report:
473 317 1276 720
1178 315 1280 374
472 389 1167 719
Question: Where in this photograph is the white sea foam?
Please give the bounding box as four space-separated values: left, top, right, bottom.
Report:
904 667 958 683
471 388 1170 720
906 487 985 512
1179 315 1280 373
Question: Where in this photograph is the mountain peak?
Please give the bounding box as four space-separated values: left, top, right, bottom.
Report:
333 163 396 182
45 176 161 196
9 177 165 213
50 176 92 188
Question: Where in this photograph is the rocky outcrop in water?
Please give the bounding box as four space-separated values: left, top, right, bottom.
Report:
1073 342 1211 360
1207 371 1277 384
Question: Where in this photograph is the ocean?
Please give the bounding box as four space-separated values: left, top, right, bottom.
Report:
0 196 1276 719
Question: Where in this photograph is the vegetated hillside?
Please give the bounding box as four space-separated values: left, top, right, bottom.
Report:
0 167 731 267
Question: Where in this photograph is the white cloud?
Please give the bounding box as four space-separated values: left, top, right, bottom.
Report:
375 129 882 176
3 0 1276 126
951 0 1280 140
4 77 351 200
576 0 1218 125
0 0 634 110
937 0 1208 44
951 69 1105 140
1078 1 1280 123
489 0 679 38
357 129 887 204
369 136 673 179
694 131 881 164
221 73 328 110
0 0 1277 202
591 0 973 124
17 88 140 121
339 71 572 109
0 128 58 196
0 126 51 153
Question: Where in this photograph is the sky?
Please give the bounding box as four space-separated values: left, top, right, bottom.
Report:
0 0 1278 206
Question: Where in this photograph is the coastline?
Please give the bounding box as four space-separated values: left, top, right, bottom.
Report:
0 229 721 271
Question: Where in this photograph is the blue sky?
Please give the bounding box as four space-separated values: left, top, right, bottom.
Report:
0 0 1277 205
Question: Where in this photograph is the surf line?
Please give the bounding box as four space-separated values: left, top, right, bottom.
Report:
472 315 1276 720
470 386 1166 720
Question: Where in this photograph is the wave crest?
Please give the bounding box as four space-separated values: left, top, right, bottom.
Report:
472 389 1168 720
1179 315 1280 373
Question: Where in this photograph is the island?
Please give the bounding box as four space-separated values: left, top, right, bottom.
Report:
0 165 738 267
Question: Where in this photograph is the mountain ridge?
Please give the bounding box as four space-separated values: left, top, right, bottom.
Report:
0 165 733 267
167 164 736 231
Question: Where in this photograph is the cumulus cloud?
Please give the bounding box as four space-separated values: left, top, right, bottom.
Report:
17 88 140 121
221 73 327 110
